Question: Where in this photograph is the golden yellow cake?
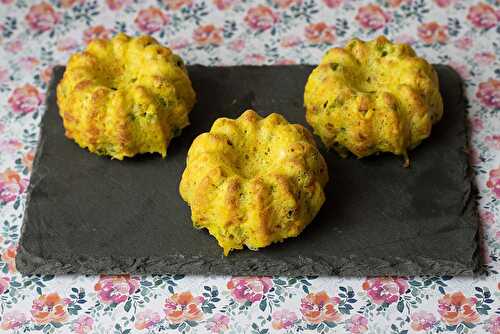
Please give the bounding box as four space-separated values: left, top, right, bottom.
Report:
57 33 196 159
179 110 329 255
304 36 443 164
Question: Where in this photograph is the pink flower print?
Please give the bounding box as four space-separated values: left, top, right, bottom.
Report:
83 25 112 44
322 0 342 8
438 292 479 325
476 79 500 109
164 291 204 324
73 315 93 334
5 40 22 53
106 0 131 10
0 277 10 294
227 277 273 303
135 7 169 34
434 0 454 7
355 4 390 30
280 35 301 48
0 310 27 330
276 59 296 65
387 0 407 7
394 34 416 44
346 314 368 333
487 167 500 198
193 24 223 46
245 53 267 65
22 151 35 172
487 315 500 334
300 291 341 324
362 277 408 304
474 52 496 65
0 139 22 154
454 35 473 50
418 22 448 45
495 230 500 242
410 311 437 331
467 3 499 30
169 37 189 50
94 274 140 304
485 135 500 150
8 84 43 114
228 38 245 52
0 169 28 203
212 0 235 10
479 209 495 225
135 310 161 330
244 5 279 32
205 314 230 333
59 0 84 8
271 0 300 9
19 57 40 71
1 244 17 273
57 37 79 52
305 22 335 45
41 66 53 84
31 293 68 325
25 2 60 33
163 0 192 10
272 309 297 330
469 117 484 132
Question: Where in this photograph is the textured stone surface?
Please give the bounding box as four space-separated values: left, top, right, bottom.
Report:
17 65 478 276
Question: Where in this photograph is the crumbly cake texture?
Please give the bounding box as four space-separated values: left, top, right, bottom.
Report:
56 33 196 159
179 110 329 255
304 36 443 163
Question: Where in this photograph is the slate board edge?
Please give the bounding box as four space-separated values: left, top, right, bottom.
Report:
16 66 480 276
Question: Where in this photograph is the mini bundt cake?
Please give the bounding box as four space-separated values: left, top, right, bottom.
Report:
304 36 443 164
57 33 196 159
179 110 329 255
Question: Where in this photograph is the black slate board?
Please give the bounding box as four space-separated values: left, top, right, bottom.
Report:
17 65 479 276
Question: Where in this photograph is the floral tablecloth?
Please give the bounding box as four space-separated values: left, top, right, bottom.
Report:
0 0 499 333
